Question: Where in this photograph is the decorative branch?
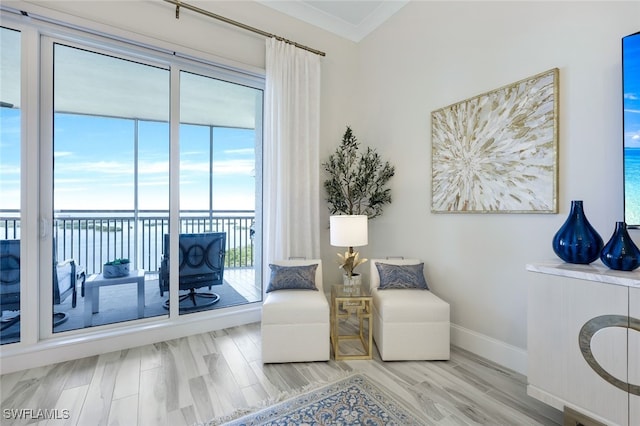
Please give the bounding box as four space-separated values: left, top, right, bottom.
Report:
322 126 395 219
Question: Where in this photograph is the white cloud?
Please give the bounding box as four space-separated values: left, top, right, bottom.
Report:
180 159 255 175
626 131 640 148
180 150 206 157
213 159 255 175
224 148 254 155
0 188 20 210
0 166 19 175
55 160 133 175
51 156 254 210
0 140 19 148
139 180 168 187
138 160 169 174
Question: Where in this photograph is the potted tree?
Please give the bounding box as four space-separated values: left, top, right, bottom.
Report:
323 126 395 282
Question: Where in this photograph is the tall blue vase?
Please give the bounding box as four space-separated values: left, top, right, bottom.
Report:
552 200 603 264
600 221 640 271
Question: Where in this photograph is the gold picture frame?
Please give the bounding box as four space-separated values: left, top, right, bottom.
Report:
431 68 559 213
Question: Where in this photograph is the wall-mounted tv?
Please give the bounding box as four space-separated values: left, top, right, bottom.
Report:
623 30 640 227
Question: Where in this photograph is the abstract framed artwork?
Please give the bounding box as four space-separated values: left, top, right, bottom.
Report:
431 68 559 213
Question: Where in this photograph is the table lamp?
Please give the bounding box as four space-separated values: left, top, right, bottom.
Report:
330 215 368 281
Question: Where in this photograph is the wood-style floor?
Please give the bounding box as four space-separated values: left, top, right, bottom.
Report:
0 322 563 426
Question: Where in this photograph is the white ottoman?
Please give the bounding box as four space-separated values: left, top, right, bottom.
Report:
261 259 330 363
370 259 450 361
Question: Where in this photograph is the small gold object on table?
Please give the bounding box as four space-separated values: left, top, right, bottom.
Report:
330 284 373 360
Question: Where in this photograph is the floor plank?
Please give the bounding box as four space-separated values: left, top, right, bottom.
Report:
107 394 138 426
138 366 167 426
0 322 563 425
112 348 141 401
45 384 87 426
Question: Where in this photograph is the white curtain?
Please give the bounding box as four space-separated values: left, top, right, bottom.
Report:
263 38 321 266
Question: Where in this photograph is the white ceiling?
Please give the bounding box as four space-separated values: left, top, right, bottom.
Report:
257 0 409 42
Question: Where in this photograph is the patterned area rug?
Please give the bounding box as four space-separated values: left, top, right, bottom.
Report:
206 373 425 426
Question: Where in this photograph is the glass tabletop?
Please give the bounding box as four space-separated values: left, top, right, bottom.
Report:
332 284 371 298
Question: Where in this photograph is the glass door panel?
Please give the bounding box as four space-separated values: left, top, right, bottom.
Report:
0 27 21 345
176 71 262 315
52 43 170 331
137 120 170 275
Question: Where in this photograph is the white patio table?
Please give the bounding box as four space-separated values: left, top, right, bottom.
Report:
84 269 145 326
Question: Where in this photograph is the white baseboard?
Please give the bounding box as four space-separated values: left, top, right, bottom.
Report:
527 385 564 411
451 323 528 375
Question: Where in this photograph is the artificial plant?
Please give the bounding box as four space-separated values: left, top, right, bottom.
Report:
323 126 395 219
323 126 395 277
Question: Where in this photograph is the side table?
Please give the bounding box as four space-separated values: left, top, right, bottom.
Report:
84 269 145 326
330 284 373 360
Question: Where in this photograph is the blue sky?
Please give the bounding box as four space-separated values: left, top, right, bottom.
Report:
624 31 640 148
0 108 20 210
0 109 256 211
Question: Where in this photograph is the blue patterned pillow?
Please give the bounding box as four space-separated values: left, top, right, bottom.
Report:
376 262 429 290
266 264 319 293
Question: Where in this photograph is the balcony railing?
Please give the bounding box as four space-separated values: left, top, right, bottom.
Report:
0 210 255 275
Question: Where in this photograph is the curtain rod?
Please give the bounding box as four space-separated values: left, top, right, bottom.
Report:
163 0 326 57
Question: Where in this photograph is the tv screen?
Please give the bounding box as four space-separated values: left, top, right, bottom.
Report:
623 31 640 227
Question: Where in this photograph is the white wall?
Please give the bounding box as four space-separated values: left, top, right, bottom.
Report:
345 1 640 373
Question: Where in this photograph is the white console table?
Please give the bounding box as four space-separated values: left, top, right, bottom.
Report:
526 260 639 426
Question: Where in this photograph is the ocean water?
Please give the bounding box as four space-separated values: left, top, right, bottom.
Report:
624 148 640 226
2 216 254 275
54 223 253 275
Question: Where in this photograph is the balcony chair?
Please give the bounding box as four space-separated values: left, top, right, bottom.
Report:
370 258 450 361
1 239 81 335
53 238 83 310
0 240 20 332
261 259 330 363
159 232 226 311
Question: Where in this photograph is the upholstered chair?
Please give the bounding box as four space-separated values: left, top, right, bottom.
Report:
261 259 330 363
158 232 226 311
369 258 450 361
1 239 80 335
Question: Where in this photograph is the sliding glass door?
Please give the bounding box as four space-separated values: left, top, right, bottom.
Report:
51 42 170 331
0 22 265 344
40 34 263 336
176 71 262 315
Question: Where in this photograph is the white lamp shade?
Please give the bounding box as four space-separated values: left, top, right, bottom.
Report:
330 215 368 247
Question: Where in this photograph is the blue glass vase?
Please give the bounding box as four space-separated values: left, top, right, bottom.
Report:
552 200 603 264
600 221 640 271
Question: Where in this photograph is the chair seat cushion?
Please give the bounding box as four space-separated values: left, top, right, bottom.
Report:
373 288 449 323
262 290 329 324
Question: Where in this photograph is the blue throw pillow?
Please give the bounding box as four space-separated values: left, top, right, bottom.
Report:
376 262 429 290
266 264 319 293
